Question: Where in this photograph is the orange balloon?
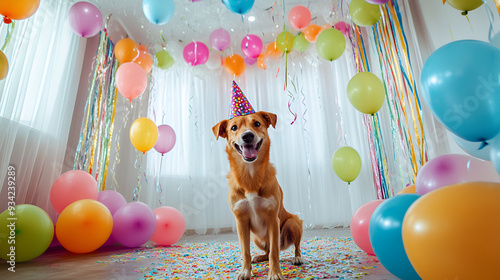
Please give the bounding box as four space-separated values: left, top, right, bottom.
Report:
114 38 139 64
0 50 8 80
257 54 267 70
265 42 280 59
0 0 40 20
303 24 322 43
224 54 245 77
56 199 112 253
397 184 415 195
134 52 153 73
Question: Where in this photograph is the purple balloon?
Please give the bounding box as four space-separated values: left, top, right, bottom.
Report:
112 202 156 247
154 124 176 155
183 41 209 66
68 1 103 38
210 28 231 51
97 190 127 216
241 34 263 59
365 0 390 4
243 55 257 66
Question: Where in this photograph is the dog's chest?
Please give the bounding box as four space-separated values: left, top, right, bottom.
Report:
233 192 277 237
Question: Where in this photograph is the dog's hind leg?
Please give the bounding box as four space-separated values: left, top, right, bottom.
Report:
252 236 269 263
280 218 304 265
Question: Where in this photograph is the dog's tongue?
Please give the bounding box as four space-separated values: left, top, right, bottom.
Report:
242 145 257 159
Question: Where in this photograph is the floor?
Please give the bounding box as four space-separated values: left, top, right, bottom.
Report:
0 228 396 280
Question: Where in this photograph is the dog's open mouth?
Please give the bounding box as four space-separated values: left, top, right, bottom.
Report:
235 139 263 162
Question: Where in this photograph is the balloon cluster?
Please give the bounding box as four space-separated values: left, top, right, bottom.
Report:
129 118 176 155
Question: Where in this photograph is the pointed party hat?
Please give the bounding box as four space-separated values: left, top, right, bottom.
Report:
229 81 255 119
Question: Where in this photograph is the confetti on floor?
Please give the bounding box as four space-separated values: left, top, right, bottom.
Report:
97 237 379 279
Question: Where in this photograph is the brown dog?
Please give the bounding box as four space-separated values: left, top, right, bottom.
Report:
212 111 303 280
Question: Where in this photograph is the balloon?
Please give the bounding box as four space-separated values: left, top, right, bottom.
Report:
97 190 127 216
116 62 147 101
241 34 262 59
56 199 113 253
154 124 176 155
303 24 322 43
114 38 140 64
350 200 384 255
183 41 209 66
332 146 362 183
453 134 491 161
257 54 266 70
0 0 40 21
224 54 245 77
205 52 222 69
421 40 500 143
369 194 422 280
350 0 381 27
142 0 175 25
334 21 351 37
465 155 500 183
446 0 483 13
210 28 231 51
365 0 390 4
276 31 294 54
491 139 500 176
0 205 53 262
346 72 385 114
155 49 175 70
151 206 186 246
244 55 257 66
293 34 309 52
112 202 156 247
50 170 98 214
490 32 500 49
68 2 102 38
0 50 8 80
397 184 415 195
288 5 311 30
316 28 346 61
403 182 500 279
265 42 280 58
222 0 254 15
133 45 153 73
130 117 159 153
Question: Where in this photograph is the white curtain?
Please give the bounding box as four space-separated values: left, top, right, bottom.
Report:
0 0 86 222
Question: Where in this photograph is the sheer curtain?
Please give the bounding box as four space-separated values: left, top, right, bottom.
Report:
0 0 86 222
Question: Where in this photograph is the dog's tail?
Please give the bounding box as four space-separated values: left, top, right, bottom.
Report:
280 215 303 251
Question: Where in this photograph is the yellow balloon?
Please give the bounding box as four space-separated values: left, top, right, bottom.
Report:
347 72 385 115
130 117 159 153
276 31 294 53
0 50 8 80
446 0 483 14
332 146 361 183
349 0 381 27
397 184 415 195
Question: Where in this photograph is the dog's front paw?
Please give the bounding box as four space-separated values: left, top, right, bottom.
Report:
237 268 252 280
267 273 284 280
292 256 304 265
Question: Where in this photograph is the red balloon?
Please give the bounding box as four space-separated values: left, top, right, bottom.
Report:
288 5 311 30
350 200 384 255
50 170 98 214
116 62 147 101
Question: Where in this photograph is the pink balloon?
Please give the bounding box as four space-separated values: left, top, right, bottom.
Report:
116 62 147 101
50 170 98 214
210 28 231 51
334 21 351 37
151 206 186 246
154 124 176 155
288 5 311 30
365 0 390 4
68 2 103 38
183 41 209 66
112 202 156 247
465 157 500 183
350 200 384 255
244 55 257 66
97 190 127 216
241 34 263 59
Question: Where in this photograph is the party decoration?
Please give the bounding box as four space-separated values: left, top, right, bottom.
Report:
229 81 255 119
50 170 98 214
257 54 266 70
130 117 159 153
397 185 415 195
0 50 8 80
265 42 280 58
316 28 346 61
403 182 500 279
334 21 350 37
151 206 186 246
276 31 294 54
365 0 390 4
491 138 500 176
303 24 322 42
116 62 147 101
293 34 309 52
133 45 153 73
68 1 102 38
350 200 384 255
205 52 222 69
243 55 257 66
421 40 500 143
155 49 175 70
222 0 254 15
331 146 362 184
112 202 156 247
224 54 245 77
114 38 140 64
56 199 113 253
154 124 176 155
346 72 385 114
210 28 231 51
142 0 175 25
446 0 483 14
288 5 311 30
241 34 262 59
453 134 491 161
0 205 53 262
369 194 421 280
0 0 40 21
349 0 381 27
97 190 127 215
183 41 209 66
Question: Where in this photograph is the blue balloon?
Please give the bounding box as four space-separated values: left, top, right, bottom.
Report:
490 135 500 176
142 0 175 25
222 0 254 15
453 134 492 161
369 194 421 280
420 40 500 143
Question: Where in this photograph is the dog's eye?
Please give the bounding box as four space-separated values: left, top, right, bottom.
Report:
231 125 238 131
254 121 261 127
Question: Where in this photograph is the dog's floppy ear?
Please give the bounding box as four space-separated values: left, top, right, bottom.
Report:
258 111 277 129
212 120 228 140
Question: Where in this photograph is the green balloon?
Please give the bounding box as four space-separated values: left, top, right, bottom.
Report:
293 33 309 52
0 205 54 262
155 50 174 70
316 29 346 61
276 31 295 53
350 0 381 27
332 146 362 183
347 71 385 115
446 0 483 13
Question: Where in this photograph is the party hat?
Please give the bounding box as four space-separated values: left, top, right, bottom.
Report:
229 81 255 119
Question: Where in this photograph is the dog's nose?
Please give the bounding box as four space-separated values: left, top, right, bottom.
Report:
242 132 255 143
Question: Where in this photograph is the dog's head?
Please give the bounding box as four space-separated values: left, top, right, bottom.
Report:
212 111 277 163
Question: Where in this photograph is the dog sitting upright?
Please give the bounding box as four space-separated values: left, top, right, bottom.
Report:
212 81 303 280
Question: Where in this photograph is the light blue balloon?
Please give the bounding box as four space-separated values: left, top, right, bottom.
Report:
453 134 492 161
369 194 422 280
142 0 175 25
490 135 500 176
420 40 500 143
222 0 255 15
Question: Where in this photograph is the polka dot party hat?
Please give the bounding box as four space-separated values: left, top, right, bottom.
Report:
229 80 255 119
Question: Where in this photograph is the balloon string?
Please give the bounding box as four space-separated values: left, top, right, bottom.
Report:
157 157 164 206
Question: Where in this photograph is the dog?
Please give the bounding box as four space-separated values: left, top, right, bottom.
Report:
212 111 303 280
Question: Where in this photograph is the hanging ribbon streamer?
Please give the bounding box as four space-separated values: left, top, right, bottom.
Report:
156 157 164 206
495 0 500 17
1 21 15 52
133 152 143 201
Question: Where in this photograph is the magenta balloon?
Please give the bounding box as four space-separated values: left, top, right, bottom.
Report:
244 55 257 66
97 190 127 216
183 41 209 66
334 21 350 37
154 124 176 155
365 0 390 4
112 202 156 247
68 1 103 38
241 34 263 59
209 28 231 51
416 154 472 195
